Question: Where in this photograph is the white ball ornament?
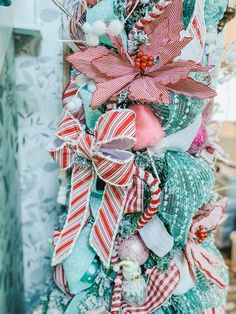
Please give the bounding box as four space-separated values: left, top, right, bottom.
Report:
82 22 93 34
86 33 99 47
92 20 106 36
107 20 123 36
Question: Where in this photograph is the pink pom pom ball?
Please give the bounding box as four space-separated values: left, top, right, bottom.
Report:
117 235 149 265
131 105 164 151
188 123 208 154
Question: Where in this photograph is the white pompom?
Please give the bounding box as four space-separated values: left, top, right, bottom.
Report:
107 20 123 36
92 20 106 36
82 22 93 34
67 97 82 112
87 80 97 93
86 33 100 46
218 77 225 85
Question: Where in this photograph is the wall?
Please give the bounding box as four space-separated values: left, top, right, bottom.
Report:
0 37 25 314
14 0 63 312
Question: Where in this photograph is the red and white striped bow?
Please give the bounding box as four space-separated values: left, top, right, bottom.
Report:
184 198 228 289
49 109 136 267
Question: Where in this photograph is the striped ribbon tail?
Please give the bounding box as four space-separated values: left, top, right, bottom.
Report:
90 185 129 268
121 263 180 313
54 263 73 297
52 165 94 266
53 230 73 297
136 168 161 230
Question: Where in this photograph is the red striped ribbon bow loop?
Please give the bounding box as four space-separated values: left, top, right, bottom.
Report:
48 109 136 267
184 198 228 289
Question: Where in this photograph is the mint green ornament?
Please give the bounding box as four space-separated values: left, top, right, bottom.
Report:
63 223 96 294
80 88 101 131
86 0 127 48
81 258 100 284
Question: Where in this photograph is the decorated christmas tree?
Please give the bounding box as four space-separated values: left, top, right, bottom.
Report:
43 0 229 313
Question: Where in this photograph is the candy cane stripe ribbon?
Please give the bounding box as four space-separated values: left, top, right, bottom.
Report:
48 109 136 267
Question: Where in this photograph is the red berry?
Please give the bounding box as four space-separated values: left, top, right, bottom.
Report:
198 239 203 244
135 62 141 68
137 51 144 58
141 55 148 62
135 58 141 63
148 56 154 62
140 62 147 69
147 61 154 67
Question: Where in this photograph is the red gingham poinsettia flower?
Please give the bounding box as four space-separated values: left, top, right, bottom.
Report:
68 0 216 109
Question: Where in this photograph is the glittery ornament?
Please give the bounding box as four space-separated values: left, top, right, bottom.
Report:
81 258 100 284
117 235 149 265
188 123 208 154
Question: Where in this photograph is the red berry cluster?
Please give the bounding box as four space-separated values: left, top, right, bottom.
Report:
134 52 154 70
195 225 209 244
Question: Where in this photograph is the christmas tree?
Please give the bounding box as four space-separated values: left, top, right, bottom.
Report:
43 0 229 313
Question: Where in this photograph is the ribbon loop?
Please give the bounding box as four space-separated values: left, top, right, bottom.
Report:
49 109 137 266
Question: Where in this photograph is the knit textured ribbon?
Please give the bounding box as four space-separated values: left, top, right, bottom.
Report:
67 0 216 109
184 198 228 289
48 109 136 267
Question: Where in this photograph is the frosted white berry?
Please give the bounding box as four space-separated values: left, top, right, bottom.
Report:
107 20 123 36
82 22 93 34
67 97 82 112
86 33 99 46
92 20 106 35
87 80 97 93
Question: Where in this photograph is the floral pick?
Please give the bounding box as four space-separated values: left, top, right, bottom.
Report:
67 0 216 109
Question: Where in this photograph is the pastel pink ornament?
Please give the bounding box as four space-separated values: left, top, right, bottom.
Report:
188 123 208 154
118 234 149 265
131 105 164 151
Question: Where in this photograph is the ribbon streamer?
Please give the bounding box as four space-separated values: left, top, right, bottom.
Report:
48 109 136 267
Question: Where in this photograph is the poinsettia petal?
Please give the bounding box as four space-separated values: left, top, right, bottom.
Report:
92 53 138 78
106 34 132 62
167 78 217 99
152 61 210 85
192 246 228 289
141 18 169 57
91 74 137 108
129 77 170 104
67 47 109 82
158 37 192 67
144 0 183 45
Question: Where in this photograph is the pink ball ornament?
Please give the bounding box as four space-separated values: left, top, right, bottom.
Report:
131 105 164 151
117 235 149 265
188 123 208 154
